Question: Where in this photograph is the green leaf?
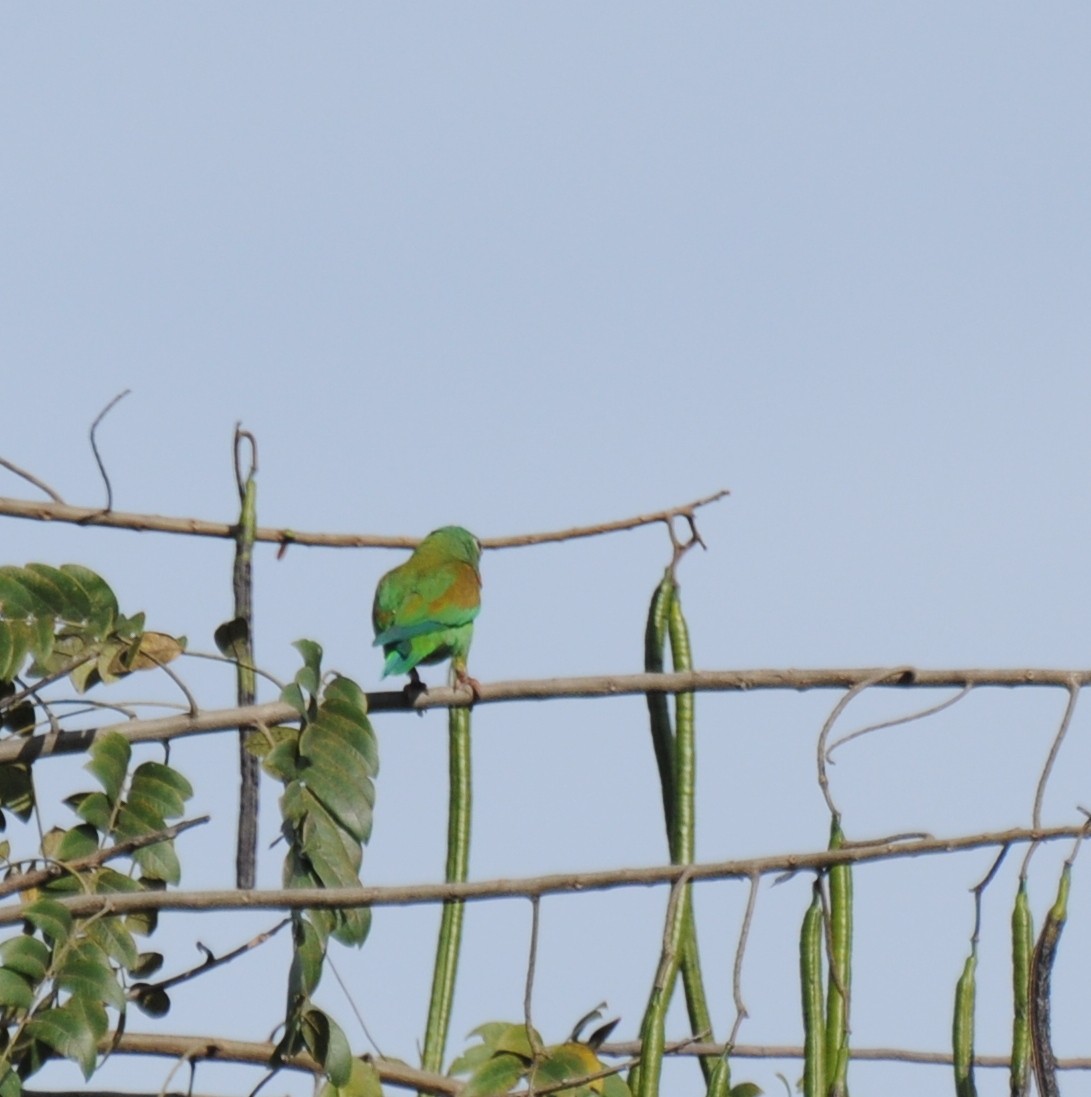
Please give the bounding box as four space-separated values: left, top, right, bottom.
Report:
323 674 370 717
301 1006 353 1087
463 1052 527 1097
299 730 374 844
56 939 126 1009
293 639 323 696
288 917 325 1001
132 761 193 803
68 791 112 831
84 915 138 970
602 1075 632 1097
86 733 131 804
0 568 42 617
130 951 163 978
281 682 307 716
730 1085 763 1097
0 935 50 982
0 765 34 822
214 616 250 659
10 566 71 619
0 968 35 1010
493 1024 537 1060
0 623 31 684
1 701 36 736
54 824 100 862
318 1057 383 1097
22 899 73 945
24 564 91 620
0 1065 21 1097
128 764 188 820
59 564 119 634
449 1042 495 1077
531 1043 604 1091
25 999 105 1079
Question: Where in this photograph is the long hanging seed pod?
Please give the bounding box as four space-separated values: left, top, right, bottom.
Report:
641 572 714 1085
418 703 472 1087
824 815 852 1097
952 945 978 1097
1009 879 1033 1097
232 428 259 890
1029 862 1072 1097
800 882 826 1097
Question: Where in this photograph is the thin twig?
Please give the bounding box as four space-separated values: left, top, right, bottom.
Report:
1022 678 1081 877
0 815 209 899
0 823 1080 926
140 918 290 995
969 844 1010 943
0 457 64 503
88 389 131 513
817 667 914 816
726 872 760 1048
328 954 385 1057
826 684 974 757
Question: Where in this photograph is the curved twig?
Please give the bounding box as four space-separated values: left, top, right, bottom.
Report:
817 667 914 816
826 684 973 757
0 457 64 503
88 389 131 513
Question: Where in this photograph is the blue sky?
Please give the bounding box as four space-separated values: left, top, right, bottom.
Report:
3 5 1091 1094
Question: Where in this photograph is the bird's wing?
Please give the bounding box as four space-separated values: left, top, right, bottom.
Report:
372 560 480 646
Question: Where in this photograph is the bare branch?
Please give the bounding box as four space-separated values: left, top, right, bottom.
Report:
0 824 1079 927
102 1034 460 1096
4 667 1090 766
0 490 729 550
141 918 289 995
598 1041 1091 1071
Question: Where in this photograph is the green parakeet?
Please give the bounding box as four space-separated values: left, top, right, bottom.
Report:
372 526 482 691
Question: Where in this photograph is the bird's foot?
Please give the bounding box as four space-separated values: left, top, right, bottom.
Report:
403 669 428 710
453 668 482 704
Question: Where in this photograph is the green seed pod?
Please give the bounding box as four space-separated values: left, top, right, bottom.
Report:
824 815 852 1096
953 948 978 1097
1010 881 1033 1097
800 883 826 1097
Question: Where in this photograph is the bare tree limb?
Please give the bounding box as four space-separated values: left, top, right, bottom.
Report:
101 1034 460 1096
0 490 728 549
6 666 1090 765
599 1041 1091 1071
0 824 1079 927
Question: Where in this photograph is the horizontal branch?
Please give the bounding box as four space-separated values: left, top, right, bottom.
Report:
601 1041 1091 1072
0 490 727 550
63 1031 1091 1097
103 1032 458 1096
4 666 1089 764
0 825 1080 926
